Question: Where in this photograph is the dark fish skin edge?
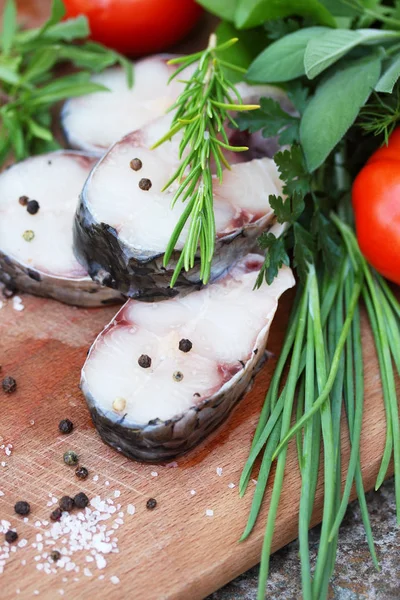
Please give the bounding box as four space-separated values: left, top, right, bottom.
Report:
0 251 124 307
74 164 280 300
81 346 268 463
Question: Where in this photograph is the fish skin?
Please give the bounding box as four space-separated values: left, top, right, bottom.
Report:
80 255 295 462
0 150 123 307
73 84 291 300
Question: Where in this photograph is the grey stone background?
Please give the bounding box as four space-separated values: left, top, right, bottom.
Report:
207 478 399 600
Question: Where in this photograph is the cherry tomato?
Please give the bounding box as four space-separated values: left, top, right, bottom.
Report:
352 128 400 284
63 0 203 56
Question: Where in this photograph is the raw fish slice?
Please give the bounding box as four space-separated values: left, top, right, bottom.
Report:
81 254 295 461
61 56 184 155
0 151 122 306
74 84 290 299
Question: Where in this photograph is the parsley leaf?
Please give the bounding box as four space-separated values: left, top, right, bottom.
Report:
293 223 315 282
255 232 290 288
269 191 305 224
236 96 300 145
287 82 309 115
275 145 310 197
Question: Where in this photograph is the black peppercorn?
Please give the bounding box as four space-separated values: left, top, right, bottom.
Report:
173 371 184 382
75 466 89 480
138 178 152 191
5 530 18 543
50 507 62 522
130 158 142 171
179 338 192 353
14 501 30 516
19 195 29 206
59 496 74 512
146 498 157 510
26 200 40 215
138 354 151 368
63 450 78 466
50 550 61 562
2 376 17 393
74 492 89 509
58 419 73 434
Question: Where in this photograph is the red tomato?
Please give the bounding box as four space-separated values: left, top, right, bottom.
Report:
352 128 400 284
63 0 203 56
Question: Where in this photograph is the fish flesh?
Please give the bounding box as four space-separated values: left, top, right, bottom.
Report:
0 151 122 306
81 254 295 462
61 56 184 155
74 84 290 300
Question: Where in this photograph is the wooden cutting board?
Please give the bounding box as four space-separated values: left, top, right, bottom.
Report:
0 2 397 599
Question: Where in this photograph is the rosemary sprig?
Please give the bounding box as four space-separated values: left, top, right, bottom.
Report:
152 34 259 286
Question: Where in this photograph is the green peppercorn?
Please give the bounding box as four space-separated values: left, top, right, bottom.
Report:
63 450 78 466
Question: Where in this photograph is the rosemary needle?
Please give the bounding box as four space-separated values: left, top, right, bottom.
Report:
152 34 259 287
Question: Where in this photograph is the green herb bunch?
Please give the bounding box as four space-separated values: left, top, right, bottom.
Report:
163 0 400 598
0 0 132 165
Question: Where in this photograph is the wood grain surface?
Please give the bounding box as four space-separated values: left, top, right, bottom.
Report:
0 2 397 599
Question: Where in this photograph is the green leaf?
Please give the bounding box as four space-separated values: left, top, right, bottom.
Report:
22 49 57 82
264 18 301 41
275 145 310 196
311 210 342 269
319 0 360 16
247 27 328 82
196 0 240 21
38 0 66 35
31 73 109 106
215 21 265 83
305 28 400 79
0 64 20 85
234 0 336 29
43 15 89 41
300 54 381 172
270 192 305 224
236 97 300 144
375 54 400 93
287 82 309 114
255 232 290 287
2 0 17 55
293 222 315 281
304 29 363 79
27 118 53 141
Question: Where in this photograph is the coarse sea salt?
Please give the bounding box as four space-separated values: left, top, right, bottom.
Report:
110 575 120 584
205 509 214 517
216 467 223 476
12 296 24 311
190 490 196 496
228 483 235 489
127 504 135 516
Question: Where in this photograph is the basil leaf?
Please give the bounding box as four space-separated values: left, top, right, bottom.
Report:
375 54 400 93
300 54 381 171
2 0 17 55
248 27 328 82
305 28 400 79
234 0 336 29
196 0 240 21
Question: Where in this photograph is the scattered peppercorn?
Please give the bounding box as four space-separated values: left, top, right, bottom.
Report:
63 450 78 466
179 338 192 353
138 354 152 368
193 392 200 397
74 492 89 509
58 419 74 434
146 498 157 510
50 507 62 522
26 200 40 215
5 530 18 543
50 550 61 562
19 195 29 206
173 371 184 382
138 178 152 191
14 501 30 516
75 466 89 480
130 158 142 171
112 397 126 412
2 376 17 393
59 496 74 512
22 230 35 242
